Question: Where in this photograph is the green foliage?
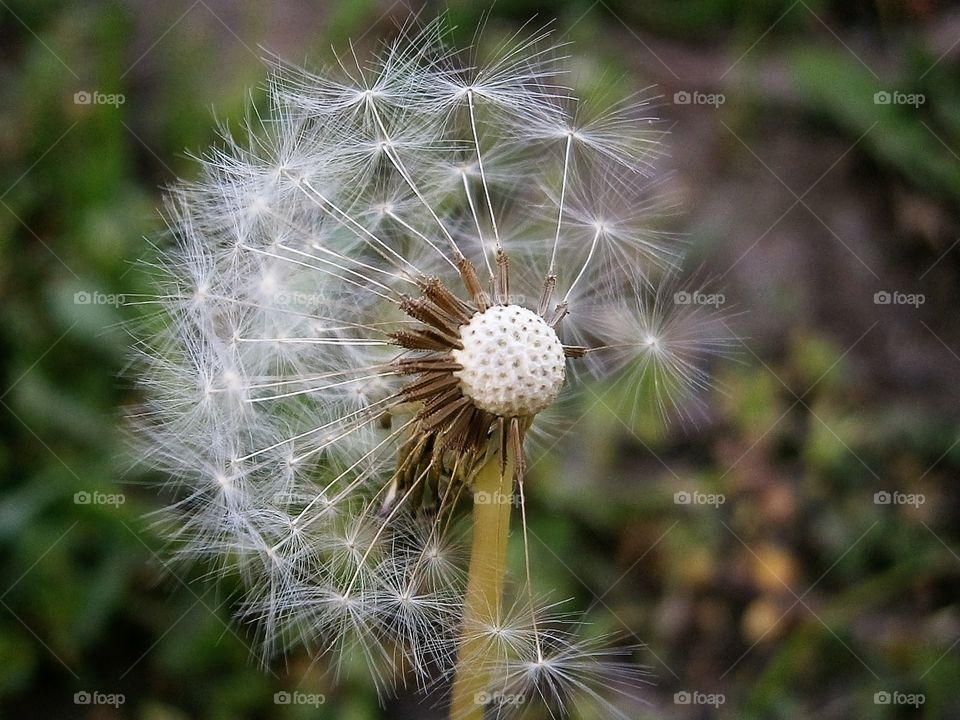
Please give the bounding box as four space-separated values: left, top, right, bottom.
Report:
1 1 958 718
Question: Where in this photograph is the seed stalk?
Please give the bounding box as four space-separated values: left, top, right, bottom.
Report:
448 447 514 719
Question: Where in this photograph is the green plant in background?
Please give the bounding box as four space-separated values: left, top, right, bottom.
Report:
2 1 960 719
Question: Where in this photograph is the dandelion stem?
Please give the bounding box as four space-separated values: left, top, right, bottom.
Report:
448 447 515 720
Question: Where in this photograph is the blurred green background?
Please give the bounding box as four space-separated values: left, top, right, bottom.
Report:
1 0 959 718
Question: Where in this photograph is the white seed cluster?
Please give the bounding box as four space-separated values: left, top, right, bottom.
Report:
452 305 565 417
132 18 717 714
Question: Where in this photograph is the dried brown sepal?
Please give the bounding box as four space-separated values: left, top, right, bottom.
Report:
401 371 461 402
441 404 476 450
421 395 471 430
418 276 476 325
508 417 526 487
393 356 462 375
456 257 490 311
391 327 462 352
563 344 588 358
537 274 556 316
546 301 568 327
421 386 464 418
497 417 509 477
466 409 496 450
398 296 460 334
496 248 509 303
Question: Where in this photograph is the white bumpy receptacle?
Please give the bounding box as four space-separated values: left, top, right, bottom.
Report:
452 305 565 417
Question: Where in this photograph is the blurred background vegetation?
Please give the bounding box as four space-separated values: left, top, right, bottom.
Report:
1 0 959 718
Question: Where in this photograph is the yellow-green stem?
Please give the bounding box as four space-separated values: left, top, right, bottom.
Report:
448 449 514 720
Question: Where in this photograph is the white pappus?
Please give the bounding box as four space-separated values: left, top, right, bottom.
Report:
130 16 733 719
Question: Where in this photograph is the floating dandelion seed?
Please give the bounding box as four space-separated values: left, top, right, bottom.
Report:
131 16 731 718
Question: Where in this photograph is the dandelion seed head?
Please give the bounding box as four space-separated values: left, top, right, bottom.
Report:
452 305 565 417
130 14 731 714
